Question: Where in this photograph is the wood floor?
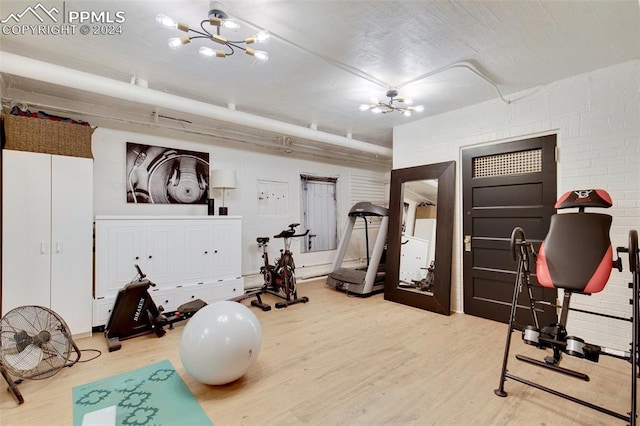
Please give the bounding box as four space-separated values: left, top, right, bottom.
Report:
0 279 636 425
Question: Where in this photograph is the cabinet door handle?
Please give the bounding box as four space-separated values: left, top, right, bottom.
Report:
148 255 153 259
55 241 63 253
40 241 48 255
135 256 140 260
204 251 208 254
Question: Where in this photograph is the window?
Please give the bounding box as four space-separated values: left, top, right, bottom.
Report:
300 175 337 253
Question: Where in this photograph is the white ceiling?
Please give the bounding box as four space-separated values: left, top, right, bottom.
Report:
1 0 639 167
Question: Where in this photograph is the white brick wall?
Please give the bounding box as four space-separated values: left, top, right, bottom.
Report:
394 60 640 350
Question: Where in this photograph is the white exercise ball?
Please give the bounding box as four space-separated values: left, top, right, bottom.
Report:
179 301 263 385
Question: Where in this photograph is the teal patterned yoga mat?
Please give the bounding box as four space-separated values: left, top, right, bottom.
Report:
73 359 212 426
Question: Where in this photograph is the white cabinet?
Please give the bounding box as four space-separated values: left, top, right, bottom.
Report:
182 221 213 284
210 220 242 281
414 218 437 267
2 150 93 336
94 216 244 327
144 224 177 286
399 235 430 284
96 221 176 297
179 220 241 284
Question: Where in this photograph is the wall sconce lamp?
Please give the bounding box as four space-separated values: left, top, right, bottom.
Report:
211 169 237 215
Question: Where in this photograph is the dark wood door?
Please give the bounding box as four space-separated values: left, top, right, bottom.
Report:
462 135 558 325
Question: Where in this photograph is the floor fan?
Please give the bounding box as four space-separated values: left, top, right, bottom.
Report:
0 305 81 404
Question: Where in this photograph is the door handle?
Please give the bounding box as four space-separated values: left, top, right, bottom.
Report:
308 233 317 251
464 235 472 252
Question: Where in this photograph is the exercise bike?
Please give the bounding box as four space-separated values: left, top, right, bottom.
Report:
238 224 310 310
399 260 435 292
104 264 206 351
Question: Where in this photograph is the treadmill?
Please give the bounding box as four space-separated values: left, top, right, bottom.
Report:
326 202 388 295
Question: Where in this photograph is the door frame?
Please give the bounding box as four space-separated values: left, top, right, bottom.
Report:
460 133 558 322
299 174 338 253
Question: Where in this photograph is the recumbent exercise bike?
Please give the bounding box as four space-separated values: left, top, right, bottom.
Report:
494 189 640 424
104 264 206 352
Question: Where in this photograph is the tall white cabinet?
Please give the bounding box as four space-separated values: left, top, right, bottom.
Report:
399 235 430 284
93 216 244 327
2 150 93 336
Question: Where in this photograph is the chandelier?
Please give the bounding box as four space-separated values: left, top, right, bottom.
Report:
156 1 270 62
359 89 424 116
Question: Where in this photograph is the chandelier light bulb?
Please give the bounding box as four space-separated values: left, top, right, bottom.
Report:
372 107 382 114
210 17 239 30
247 30 271 44
168 36 190 49
199 46 226 57
359 104 371 111
222 20 240 30
403 110 412 117
254 50 269 62
156 13 177 29
403 98 413 105
413 105 425 112
246 48 269 62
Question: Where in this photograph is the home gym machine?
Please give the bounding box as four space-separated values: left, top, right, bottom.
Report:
494 189 640 425
104 265 206 352
235 223 310 310
326 202 388 295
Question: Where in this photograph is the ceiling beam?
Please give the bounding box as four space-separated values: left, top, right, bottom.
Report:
0 52 392 159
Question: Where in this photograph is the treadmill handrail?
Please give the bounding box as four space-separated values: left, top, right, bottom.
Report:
348 201 388 217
